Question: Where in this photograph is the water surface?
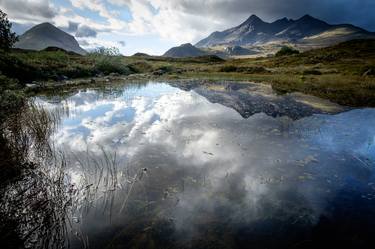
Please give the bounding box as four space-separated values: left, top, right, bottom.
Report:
37 81 375 248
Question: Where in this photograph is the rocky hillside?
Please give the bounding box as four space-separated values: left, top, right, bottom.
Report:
14 23 86 55
196 14 375 48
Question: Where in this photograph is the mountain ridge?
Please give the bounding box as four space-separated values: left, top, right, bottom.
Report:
196 14 374 48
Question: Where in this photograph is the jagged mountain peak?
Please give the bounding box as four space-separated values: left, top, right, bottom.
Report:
300 14 314 20
195 14 373 48
272 17 290 24
243 14 263 24
237 14 267 29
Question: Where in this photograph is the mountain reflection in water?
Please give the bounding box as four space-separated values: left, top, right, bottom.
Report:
36 82 375 249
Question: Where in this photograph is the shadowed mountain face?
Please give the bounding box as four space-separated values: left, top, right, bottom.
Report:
14 23 87 55
171 81 346 120
163 43 207 58
225 45 256 56
196 14 374 47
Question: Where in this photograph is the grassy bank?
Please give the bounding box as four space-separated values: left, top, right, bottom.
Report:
1 39 375 107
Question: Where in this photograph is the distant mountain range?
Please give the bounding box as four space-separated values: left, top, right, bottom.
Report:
163 14 375 58
196 14 375 48
14 23 86 55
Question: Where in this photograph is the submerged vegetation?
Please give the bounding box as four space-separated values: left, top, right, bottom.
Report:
0 99 63 248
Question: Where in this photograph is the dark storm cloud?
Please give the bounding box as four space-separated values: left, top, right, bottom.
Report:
174 0 375 31
60 21 80 34
0 0 56 22
76 26 98 38
67 21 79 33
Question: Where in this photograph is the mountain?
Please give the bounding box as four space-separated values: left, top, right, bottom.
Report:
224 46 256 56
14 23 87 55
163 43 207 58
196 14 375 48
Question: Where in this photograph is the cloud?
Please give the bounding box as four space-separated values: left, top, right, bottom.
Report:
106 0 375 44
0 0 56 23
118 41 126 47
67 21 79 32
38 82 375 243
78 39 90 46
76 25 98 37
2 0 374 54
69 0 128 31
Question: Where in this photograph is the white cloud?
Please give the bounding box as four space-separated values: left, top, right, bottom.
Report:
110 0 229 43
2 0 374 54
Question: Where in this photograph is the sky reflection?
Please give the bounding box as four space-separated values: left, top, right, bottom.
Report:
37 82 375 248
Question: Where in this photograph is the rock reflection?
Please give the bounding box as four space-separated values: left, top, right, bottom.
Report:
37 82 375 248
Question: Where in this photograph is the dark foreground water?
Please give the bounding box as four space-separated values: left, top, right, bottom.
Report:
37 81 375 249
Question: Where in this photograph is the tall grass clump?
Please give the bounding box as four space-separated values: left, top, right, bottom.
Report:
0 98 72 249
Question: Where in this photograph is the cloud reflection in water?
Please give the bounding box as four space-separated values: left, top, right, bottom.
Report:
37 82 375 248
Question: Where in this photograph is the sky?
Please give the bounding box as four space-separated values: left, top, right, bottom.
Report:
0 0 374 55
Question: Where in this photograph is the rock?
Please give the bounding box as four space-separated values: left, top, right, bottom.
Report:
363 68 374 76
109 72 120 77
153 69 166 76
55 75 69 81
31 81 45 87
90 79 96 84
26 83 38 89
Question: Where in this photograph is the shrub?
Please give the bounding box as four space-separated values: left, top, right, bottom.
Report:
89 47 134 75
94 56 130 75
275 46 300 57
0 9 18 51
237 66 269 74
219 65 238 72
303 69 322 75
219 65 269 74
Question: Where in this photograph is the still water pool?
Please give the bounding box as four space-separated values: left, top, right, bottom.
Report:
37 81 375 248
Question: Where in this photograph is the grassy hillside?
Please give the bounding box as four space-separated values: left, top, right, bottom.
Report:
1 39 374 107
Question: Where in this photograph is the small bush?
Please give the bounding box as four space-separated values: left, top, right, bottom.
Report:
303 69 322 75
157 65 174 73
238 66 269 74
275 46 300 57
219 65 238 72
219 65 269 74
92 56 132 75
